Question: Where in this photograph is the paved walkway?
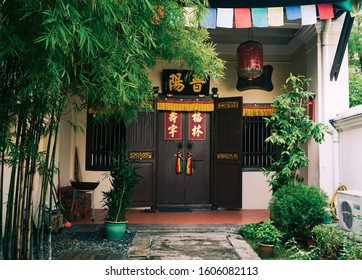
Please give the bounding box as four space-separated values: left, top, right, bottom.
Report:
127 225 260 260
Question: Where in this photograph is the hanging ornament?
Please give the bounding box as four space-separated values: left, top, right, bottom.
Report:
175 151 183 174
237 40 264 80
186 152 193 175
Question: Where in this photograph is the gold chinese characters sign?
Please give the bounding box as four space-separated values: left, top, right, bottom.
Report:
188 112 206 140
164 111 206 141
129 152 153 160
217 101 239 110
216 153 239 160
164 111 182 140
162 69 210 96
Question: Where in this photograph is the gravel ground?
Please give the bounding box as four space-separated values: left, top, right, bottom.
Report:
42 224 135 260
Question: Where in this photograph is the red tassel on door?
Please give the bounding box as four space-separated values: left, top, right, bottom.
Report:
186 152 193 175
175 151 183 174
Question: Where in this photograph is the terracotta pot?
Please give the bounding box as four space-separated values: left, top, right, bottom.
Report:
307 238 316 247
258 242 275 258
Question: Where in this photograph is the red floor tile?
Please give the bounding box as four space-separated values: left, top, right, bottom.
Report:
70 208 270 225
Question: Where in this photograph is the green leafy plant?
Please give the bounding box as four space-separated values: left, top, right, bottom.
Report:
269 183 329 242
311 224 345 259
263 74 328 192
339 238 362 260
255 221 283 245
102 141 142 222
238 223 261 239
0 1 224 259
285 238 319 260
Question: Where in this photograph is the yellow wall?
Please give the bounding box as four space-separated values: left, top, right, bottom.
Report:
61 59 292 210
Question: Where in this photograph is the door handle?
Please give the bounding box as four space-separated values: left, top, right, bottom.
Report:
187 143 192 150
177 142 183 149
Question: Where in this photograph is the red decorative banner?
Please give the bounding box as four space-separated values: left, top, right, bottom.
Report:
188 112 206 140
164 111 182 140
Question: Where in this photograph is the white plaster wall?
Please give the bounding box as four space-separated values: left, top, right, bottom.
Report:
242 172 273 209
316 18 350 198
339 128 362 192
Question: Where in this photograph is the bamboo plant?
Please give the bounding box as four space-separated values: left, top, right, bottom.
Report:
0 0 224 259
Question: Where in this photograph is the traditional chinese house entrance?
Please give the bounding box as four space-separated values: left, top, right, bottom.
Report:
128 70 243 210
157 109 212 207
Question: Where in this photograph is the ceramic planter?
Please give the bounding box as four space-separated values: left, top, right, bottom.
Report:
258 242 275 258
104 220 128 240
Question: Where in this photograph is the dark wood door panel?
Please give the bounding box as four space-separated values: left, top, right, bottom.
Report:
131 162 154 207
213 97 243 209
214 163 241 208
157 111 211 205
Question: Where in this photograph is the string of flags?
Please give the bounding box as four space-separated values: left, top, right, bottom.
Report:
197 3 335 29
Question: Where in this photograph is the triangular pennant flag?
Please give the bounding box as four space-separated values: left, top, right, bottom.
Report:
317 3 334 20
268 7 284 26
286 6 302 20
301 5 317 25
251 8 268 27
184 7 197 27
200 8 217 29
216 8 234 28
235 8 251 28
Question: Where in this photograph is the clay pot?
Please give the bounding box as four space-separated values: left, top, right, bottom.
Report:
258 242 275 258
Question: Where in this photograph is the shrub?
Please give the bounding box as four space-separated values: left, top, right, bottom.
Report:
285 238 319 260
269 183 329 242
255 221 283 245
311 224 345 259
238 223 261 240
339 239 362 260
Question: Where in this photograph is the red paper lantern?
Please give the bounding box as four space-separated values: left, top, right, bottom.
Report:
237 40 264 80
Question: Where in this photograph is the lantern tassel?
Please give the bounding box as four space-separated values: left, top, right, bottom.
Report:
186 152 193 175
175 151 183 174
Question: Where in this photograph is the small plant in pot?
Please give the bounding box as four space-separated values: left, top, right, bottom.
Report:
102 141 141 239
255 220 283 258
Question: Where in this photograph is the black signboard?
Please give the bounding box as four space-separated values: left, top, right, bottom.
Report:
162 69 210 96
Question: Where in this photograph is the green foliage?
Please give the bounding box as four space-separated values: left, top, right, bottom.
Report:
254 220 283 245
348 15 362 107
262 74 328 192
339 239 362 260
311 224 345 259
268 183 329 242
102 141 142 222
285 238 319 260
1 0 224 259
349 66 362 107
238 223 261 240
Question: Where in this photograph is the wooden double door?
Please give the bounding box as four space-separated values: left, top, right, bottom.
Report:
128 97 243 209
157 111 211 206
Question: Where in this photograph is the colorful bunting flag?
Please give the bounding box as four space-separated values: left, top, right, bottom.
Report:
301 5 317 26
216 8 234 28
317 3 334 19
200 5 331 29
235 8 251 28
286 6 302 20
251 8 268 28
200 8 217 29
268 7 284 27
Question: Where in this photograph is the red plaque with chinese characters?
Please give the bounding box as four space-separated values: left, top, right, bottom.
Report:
164 111 182 140
188 112 206 140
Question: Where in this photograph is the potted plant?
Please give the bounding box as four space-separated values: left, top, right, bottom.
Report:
102 141 141 239
255 220 283 258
